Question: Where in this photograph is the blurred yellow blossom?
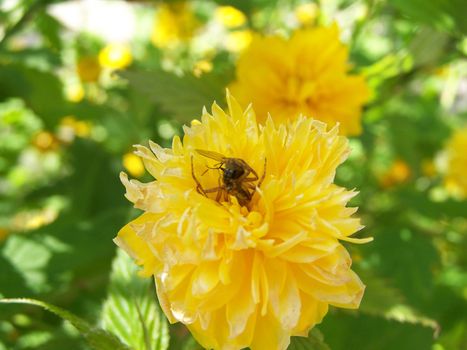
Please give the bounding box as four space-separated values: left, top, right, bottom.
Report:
0 228 9 241
422 159 437 178
225 29 253 52
32 131 60 152
98 43 133 70
295 3 318 26
76 56 101 83
151 1 200 48
193 59 213 77
65 83 85 103
380 160 411 188
11 208 58 232
215 6 247 28
443 127 467 199
115 92 371 350
58 116 92 143
230 24 370 135
123 152 145 178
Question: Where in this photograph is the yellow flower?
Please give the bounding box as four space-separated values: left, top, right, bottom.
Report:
215 6 247 28
123 152 145 178
151 1 200 48
98 43 132 70
0 228 9 241
229 24 370 135
225 29 253 52
421 159 436 178
57 116 92 143
65 83 85 103
443 127 467 199
193 59 213 77
115 92 371 349
379 160 411 188
32 131 60 152
294 3 318 26
76 56 101 83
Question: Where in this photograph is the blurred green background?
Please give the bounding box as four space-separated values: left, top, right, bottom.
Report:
0 0 466 349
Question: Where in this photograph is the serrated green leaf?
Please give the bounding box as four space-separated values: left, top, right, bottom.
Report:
289 329 331 350
120 69 231 122
100 249 169 350
0 298 130 350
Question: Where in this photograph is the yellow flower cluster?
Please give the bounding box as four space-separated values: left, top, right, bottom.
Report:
230 24 369 135
98 43 132 70
443 127 467 199
115 92 371 349
215 6 247 28
379 160 411 188
151 1 200 48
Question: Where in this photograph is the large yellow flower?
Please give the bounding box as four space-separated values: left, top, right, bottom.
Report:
115 92 371 349
443 127 467 199
229 24 370 135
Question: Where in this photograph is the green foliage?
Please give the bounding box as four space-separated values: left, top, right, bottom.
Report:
0 298 130 350
1 0 466 349
100 249 170 350
120 69 232 123
390 0 467 35
289 329 331 350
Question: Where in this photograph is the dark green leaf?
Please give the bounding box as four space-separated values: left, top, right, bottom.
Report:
0 298 130 350
289 329 331 350
121 69 231 123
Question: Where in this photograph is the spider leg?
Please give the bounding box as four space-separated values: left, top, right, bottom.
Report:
203 186 224 194
191 156 206 195
201 162 224 176
257 158 267 188
244 182 256 190
242 176 259 183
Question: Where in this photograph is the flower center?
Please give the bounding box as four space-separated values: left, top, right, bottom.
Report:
283 76 317 107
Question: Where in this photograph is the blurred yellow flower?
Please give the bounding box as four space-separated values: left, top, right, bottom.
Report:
151 1 200 48
0 228 9 241
443 127 467 199
32 131 59 152
215 6 247 28
225 29 253 52
98 43 132 70
65 83 85 103
76 56 101 83
193 59 213 77
379 160 411 188
123 152 145 178
295 3 318 26
58 116 92 143
115 92 371 350
422 159 436 178
230 24 370 135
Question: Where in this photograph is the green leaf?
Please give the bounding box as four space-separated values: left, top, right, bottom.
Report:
0 64 68 129
100 249 170 350
320 311 435 350
359 271 439 334
390 0 467 35
289 329 331 350
121 69 231 122
0 298 130 350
